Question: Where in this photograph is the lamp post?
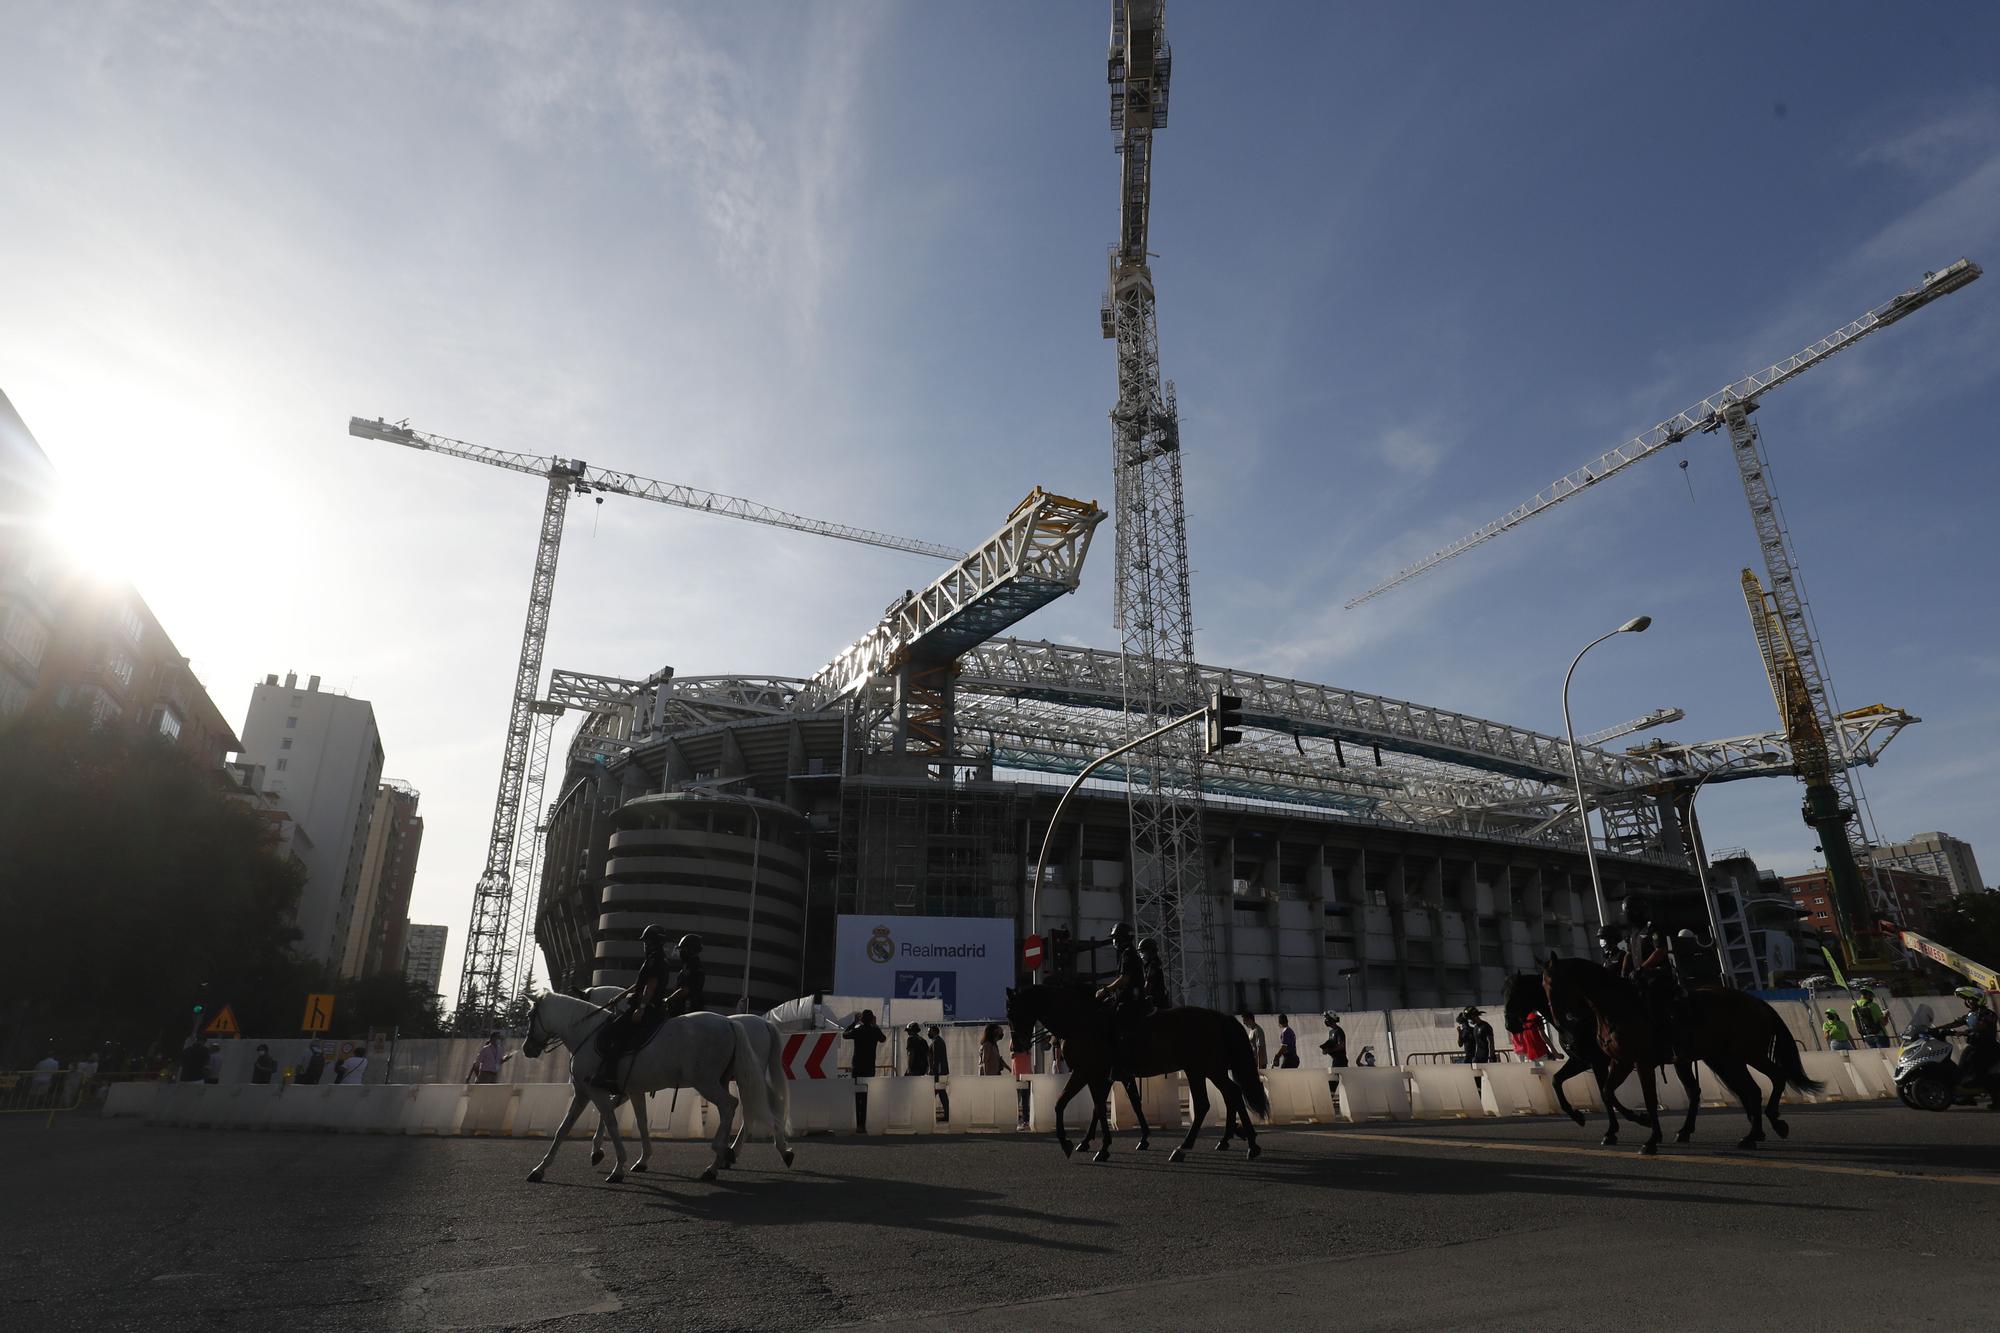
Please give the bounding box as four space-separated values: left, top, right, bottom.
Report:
1560 616 1651 928
1681 751 1783 987
1339 966 1360 1010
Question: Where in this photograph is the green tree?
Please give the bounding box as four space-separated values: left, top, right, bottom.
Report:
0 709 310 1063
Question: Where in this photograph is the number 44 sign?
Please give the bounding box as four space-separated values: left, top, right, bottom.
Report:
894 971 958 1019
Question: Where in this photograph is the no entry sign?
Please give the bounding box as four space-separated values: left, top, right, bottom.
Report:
1022 934 1044 972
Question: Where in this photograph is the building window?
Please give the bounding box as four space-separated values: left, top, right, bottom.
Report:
280 737 292 750
155 707 182 743
116 605 144 643
286 716 298 730
104 653 136 690
276 758 288 772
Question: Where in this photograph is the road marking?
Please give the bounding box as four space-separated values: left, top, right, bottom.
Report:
1333 1129 2000 1187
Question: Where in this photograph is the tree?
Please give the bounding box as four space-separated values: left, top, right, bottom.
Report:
0 709 310 1062
1927 891 2000 975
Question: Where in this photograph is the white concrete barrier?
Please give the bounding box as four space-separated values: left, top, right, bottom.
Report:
104 1082 157 1118
789 1078 855 1134
1336 1067 1411 1122
407 1085 467 1135
1263 1070 1336 1125
1797 1052 1855 1102
944 1075 1016 1132
1478 1063 1554 1116
1840 1053 1895 1100
462 1085 521 1135
867 1075 938 1135
1407 1065 1485 1119
1113 1075 1184 1131
512 1084 575 1137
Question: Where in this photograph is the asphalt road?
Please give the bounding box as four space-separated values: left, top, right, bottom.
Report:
4 1103 1995 1331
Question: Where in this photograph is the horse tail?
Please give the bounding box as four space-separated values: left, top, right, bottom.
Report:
1225 1017 1269 1120
728 1020 768 1132
761 1018 791 1138
1768 1014 1823 1095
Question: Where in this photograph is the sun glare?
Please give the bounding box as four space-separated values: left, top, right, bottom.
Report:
45 484 147 587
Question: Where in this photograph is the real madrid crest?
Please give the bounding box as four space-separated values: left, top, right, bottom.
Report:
866 925 895 964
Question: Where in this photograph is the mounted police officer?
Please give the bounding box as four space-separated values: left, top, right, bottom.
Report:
1138 937 1172 1012
593 924 673 1090
1094 923 1147 1068
663 933 705 1017
1619 895 1681 1052
1596 923 1626 969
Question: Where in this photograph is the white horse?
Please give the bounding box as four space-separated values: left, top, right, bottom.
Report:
521 992 768 1184
573 988 792 1173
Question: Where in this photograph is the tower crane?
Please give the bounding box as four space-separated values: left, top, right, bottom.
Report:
347 417 963 1025
1342 257 1980 950
1579 707 1684 748
1100 1 1215 1006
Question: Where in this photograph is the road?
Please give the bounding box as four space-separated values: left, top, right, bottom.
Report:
3 1104 1994 1331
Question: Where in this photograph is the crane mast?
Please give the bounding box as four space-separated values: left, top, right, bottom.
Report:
1101 0 1215 1006
347 417 958 1024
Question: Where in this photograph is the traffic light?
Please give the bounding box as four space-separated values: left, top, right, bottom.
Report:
192 1002 205 1015
1205 687 1244 754
1051 928 1074 981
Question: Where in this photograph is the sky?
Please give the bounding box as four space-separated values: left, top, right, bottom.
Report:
5 2 1998 995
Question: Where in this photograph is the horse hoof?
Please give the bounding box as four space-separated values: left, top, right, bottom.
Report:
724 1148 738 1167
1568 1110 1587 1128
1771 1119 1790 1139
1060 1140 1076 1159
1601 1135 1618 1147
525 1169 543 1184
781 1149 795 1168
1136 1139 1149 1151
1737 1135 1760 1150
630 1161 647 1173
1169 1148 1186 1163
1214 1140 1232 1152
1247 1142 1262 1161
1092 1148 1110 1164
1639 1143 1658 1157
698 1167 718 1183
607 1171 624 1184
1674 1131 1692 1145
590 1150 604 1166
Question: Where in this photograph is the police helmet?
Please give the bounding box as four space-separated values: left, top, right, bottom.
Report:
640 924 668 948
1137 937 1159 956
1109 923 1133 943
906 1021 921 1033
1597 924 1622 946
678 933 704 955
1677 929 1697 940
1955 985 1988 1009
1621 895 1651 924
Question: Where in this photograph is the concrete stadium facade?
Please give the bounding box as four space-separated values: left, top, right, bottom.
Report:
533 697 1700 1019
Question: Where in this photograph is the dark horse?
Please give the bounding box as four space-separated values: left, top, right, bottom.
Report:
1006 984 1268 1163
1542 956 1821 1154
1501 972 1654 1132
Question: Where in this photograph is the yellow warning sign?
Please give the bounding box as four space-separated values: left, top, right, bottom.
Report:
203 1004 241 1038
301 993 336 1033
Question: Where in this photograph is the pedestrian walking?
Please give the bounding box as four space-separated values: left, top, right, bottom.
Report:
904 1022 931 1077
1274 1014 1300 1069
978 1023 1008 1076
928 1025 950 1122
1511 1014 1552 1061
1241 1012 1268 1070
1823 1010 1854 1051
1851 989 1891 1049
1319 1013 1349 1068
466 1032 509 1084
297 1040 327 1087
334 1044 369 1084
251 1045 278 1085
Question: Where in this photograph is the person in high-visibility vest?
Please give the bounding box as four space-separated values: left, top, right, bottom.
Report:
1851 990 1891 1049
1822 1010 1854 1051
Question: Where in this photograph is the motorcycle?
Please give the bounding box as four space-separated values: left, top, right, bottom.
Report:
1892 1005 1999 1112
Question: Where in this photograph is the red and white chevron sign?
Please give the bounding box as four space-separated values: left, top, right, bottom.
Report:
782 1032 839 1080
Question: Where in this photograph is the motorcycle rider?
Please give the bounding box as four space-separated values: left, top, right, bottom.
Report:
1094 923 1147 1069
1934 986 1999 1107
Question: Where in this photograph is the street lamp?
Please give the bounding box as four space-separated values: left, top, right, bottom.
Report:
1338 966 1360 1010
1560 615 1651 928
1681 750 1783 987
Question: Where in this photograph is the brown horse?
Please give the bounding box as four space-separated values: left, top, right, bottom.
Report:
1542 955 1821 1154
1005 983 1268 1163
